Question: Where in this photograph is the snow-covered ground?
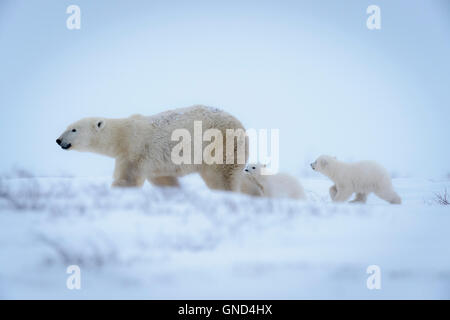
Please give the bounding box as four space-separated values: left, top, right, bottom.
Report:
0 172 449 299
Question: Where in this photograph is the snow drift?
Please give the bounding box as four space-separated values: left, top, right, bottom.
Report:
0 172 449 299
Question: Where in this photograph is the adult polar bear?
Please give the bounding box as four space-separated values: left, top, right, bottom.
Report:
56 105 248 191
311 155 401 204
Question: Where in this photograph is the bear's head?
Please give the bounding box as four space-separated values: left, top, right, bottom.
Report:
310 155 336 174
56 118 106 152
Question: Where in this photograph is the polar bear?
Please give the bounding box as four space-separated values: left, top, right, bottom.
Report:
310 155 401 204
56 105 248 191
240 164 306 200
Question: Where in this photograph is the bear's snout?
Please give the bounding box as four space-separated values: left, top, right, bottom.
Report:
310 163 315 170
56 138 72 150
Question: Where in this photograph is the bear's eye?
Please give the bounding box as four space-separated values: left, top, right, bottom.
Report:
72 129 77 132
252 166 256 169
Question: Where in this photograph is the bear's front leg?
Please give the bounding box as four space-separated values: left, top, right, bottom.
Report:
112 159 145 188
329 185 337 200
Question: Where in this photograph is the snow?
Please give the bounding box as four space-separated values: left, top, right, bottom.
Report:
0 173 449 299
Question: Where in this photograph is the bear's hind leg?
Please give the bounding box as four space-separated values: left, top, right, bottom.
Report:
349 193 367 203
221 168 244 192
148 176 180 187
200 164 244 192
200 167 225 190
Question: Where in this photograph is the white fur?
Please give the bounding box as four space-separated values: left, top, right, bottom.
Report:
240 164 306 200
57 105 248 191
311 155 401 204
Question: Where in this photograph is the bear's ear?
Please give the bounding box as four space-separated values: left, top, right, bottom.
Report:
96 119 106 131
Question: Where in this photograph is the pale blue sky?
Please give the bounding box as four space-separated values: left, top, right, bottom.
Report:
0 0 449 178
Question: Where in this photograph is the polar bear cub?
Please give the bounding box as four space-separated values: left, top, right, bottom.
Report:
310 155 401 204
240 164 306 200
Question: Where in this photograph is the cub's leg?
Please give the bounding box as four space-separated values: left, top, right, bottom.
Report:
112 159 145 187
350 193 368 203
148 176 180 187
333 186 353 202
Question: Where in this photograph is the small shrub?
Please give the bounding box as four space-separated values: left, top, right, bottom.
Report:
434 189 449 206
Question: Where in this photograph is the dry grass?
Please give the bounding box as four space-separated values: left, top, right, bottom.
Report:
36 233 119 267
434 188 449 206
0 171 51 211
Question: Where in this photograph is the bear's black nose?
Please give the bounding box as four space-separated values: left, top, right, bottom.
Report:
245 169 248 172
56 139 61 145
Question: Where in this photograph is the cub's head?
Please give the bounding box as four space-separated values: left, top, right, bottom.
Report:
310 155 336 173
56 118 106 152
244 163 266 176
